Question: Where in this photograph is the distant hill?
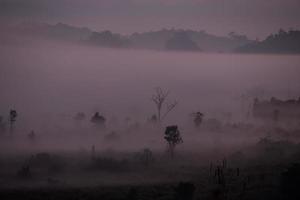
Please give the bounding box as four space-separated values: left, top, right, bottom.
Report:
10 22 300 54
10 22 253 52
87 31 130 48
165 31 201 51
15 22 93 42
129 29 252 52
236 29 300 54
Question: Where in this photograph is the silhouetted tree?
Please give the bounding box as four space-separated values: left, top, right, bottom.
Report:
165 31 200 51
140 148 154 166
88 30 129 48
152 87 178 124
237 29 300 53
91 112 106 127
193 112 204 127
164 125 183 158
9 109 17 134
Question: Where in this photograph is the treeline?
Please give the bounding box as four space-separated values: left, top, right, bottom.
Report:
7 22 300 53
236 29 300 54
11 22 252 52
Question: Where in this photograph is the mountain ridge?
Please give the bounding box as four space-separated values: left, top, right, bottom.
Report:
6 22 300 54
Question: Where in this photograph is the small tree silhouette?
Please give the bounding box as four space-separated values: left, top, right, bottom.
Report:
140 148 154 166
164 125 183 158
152 87 178 124
193 112 204 127
91 112 106 127
9 109 17 134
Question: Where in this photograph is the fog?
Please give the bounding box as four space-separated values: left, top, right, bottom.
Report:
0 41 300 154
2 0 300 197
1 39 300 200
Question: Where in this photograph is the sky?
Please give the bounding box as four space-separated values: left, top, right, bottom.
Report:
1 0 300 38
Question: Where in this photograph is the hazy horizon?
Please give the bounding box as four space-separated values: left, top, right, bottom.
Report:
1 0 300 39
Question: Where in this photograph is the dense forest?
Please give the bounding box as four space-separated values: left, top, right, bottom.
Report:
236 30 300 54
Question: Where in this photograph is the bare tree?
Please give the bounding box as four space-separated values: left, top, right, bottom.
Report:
151 87 178 124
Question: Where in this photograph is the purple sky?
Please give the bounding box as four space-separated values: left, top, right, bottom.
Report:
1 0 300 38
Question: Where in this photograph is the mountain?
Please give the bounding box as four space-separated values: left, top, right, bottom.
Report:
236 29 300 54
